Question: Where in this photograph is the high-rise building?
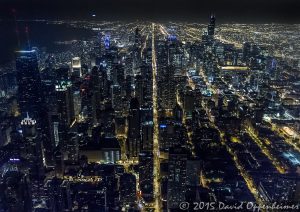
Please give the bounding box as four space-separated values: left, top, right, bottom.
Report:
73 90 82 117
141 121 153 151
186 159 201 186
71 57 82 77
21 114 44 179
43 178 72 211
159 65 176 111
119 173 137 207
0 162 32 211
207 14 216 37
132 28 142 75
90 66 101 124
112 64 125 87
134 75 143 106
242 42 251 63
139 151 154 202
140 64 152 104
134 27 142 48
167 147 187 209
111 84 123 113
55 80 74 127
127 98 141 158
15 50 43 119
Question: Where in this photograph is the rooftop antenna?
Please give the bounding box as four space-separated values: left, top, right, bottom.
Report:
25 26 31 50
12 8 20 48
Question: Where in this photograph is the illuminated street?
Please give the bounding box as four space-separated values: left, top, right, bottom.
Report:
151 23 162 212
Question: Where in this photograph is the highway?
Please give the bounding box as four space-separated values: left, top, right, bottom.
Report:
151 23 162 212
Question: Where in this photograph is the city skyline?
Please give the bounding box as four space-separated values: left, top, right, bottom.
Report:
0 1 300 212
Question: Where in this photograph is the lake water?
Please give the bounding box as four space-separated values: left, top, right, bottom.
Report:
0 20 94 65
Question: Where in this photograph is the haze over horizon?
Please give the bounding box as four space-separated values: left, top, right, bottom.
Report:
1 0 300 23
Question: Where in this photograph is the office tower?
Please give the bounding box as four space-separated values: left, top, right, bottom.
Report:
0 71 17 96
132 28 142 75
73 90 82 117
111 84 123 113
15 50 43 119
91 66 101 123
167 38 183 72
156 40 169 81
0 162 32 211
99 67 109 100
54 80 74 156
65 132 79 162
167 147 187 209
207 14 216 37
55 80 74 127
186 159 201 186
134 75 143 106
119 173 137 206
112 64 125 87
214 42 225 64
125 75 133 100
160 65 176 111
0 123 12 147
159 121 187 150
44 178 72 211
173 104 183 122
71 57 82 77
134 27 142 48
139 151 154 202
103 46 118 81
184 88 195 119
127 98 141 158
202 31 209 45
21 114 43 179
140 64 152 104
141 121 153 151
266 57 277 78
242 42 251 63
99 108 115 138
49 114 60 149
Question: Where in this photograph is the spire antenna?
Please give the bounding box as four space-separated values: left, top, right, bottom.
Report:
12 8 20 48
25 26 31 50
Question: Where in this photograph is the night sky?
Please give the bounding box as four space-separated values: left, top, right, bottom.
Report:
1 0 300 23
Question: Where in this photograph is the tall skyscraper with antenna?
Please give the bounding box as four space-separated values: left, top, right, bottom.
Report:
207 14 216 37
15 49 43 119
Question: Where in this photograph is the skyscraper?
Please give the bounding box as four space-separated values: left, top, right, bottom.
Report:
160 65 176 111
119 173 137 207
0 162 32 211
167 147 187 209
127 98 141 158
15 50 42 119
141 121 153 151
207 14 216 37
55 80 74 127
71 57 82 77
21 114 43 179
139 151 154 202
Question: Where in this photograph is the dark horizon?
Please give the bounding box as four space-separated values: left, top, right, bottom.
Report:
1 0 300 23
